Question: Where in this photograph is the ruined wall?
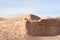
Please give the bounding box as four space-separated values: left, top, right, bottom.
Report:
26 18 60 36
0 20 27 40
0 14 60 40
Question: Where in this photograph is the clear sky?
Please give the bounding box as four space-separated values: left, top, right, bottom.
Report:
0 0 60 18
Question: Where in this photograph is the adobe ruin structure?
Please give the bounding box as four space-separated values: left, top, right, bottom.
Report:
0 14 60 40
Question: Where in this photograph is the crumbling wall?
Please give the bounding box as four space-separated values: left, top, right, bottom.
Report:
26 18 60 36
0 20 27 40
0 14 60 40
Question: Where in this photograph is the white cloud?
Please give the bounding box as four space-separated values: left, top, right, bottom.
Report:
0 7 38 17
0 7 60 18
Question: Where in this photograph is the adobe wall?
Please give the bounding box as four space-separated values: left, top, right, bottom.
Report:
0 14 60 40
26 18 60 36
0 20 27 40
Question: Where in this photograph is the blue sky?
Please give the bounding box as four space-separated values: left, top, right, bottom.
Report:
0 0 60 18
